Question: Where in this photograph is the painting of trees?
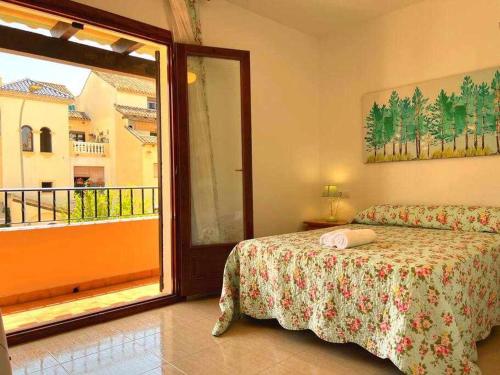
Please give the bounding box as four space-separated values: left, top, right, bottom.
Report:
364 68 500 163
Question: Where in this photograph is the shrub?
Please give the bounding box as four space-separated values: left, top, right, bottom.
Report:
71 189 156 222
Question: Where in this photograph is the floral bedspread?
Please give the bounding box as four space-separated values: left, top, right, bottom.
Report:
212 224 500 375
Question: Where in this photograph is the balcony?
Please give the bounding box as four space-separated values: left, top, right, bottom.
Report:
71 141 108 156
0 186 161 332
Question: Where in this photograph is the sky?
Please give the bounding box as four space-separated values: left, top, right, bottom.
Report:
0 52 91 96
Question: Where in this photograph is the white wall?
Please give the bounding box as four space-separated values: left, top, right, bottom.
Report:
75 0 322 236
73 0 171 29
318 0 500 219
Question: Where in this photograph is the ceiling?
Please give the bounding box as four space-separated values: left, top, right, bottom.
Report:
225 0 424 37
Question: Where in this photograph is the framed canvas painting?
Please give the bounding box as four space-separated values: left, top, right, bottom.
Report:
362 67 499 163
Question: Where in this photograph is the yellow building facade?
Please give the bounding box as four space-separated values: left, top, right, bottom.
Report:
0 80 73 190
76 71 158 188
0 72 158 192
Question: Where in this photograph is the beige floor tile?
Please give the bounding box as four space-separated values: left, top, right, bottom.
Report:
140 363 187 375
10 342 59 374
169 340 286 375
166 354 234 375
296 341 401 374
134 332 194 363
477 326 500 375
259 356 350 375
59 340 163 375
14 365 70 375
107 313 162 339
46 329 133 364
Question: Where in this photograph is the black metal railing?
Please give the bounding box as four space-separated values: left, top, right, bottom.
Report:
0 186 159 227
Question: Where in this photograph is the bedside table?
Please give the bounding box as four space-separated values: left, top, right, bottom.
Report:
303 219 349 231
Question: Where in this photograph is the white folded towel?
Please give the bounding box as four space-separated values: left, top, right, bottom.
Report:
320 228 376 249
319 228 351 247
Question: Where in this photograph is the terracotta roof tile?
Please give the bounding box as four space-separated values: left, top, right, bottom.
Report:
39 82 74 97
0 78 74 100
126 127 157 145
94 71 155 96
69 110 91 121
115 104 157 121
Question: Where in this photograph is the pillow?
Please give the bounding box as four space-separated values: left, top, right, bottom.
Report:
353 204 500 233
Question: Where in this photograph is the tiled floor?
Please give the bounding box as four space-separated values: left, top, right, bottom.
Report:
8 297 500 375
3 279 160 332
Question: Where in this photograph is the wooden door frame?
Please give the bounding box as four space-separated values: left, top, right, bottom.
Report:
2 0 182 346
174 44 253 296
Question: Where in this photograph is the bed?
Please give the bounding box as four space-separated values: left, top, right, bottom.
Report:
212 205 500 375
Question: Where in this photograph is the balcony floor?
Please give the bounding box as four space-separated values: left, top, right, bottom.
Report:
2 277 161 332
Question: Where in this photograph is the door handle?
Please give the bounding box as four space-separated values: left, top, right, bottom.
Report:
234 169 243 172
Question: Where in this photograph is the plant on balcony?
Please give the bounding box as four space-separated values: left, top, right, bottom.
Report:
71 189 156 222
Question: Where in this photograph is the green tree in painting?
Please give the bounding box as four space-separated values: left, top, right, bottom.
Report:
365 102 385 157
411 87 429 158
460 76 477 151
387 91 401 155
382 105 396 156
492 70 500 153
399 97 415 155
429 90 454 152
475 82 496 150
450 93 466 151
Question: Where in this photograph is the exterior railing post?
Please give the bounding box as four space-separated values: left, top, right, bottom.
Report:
21 191 25 224
4 192 10 227
94 189 98 218
52 190 56 221
119 189 122 217
107 189 110 218
37 190 41 222
151 188 155 214
141 188 145 214
67 190 71 223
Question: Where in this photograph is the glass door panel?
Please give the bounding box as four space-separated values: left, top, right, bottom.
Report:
188 56 244 246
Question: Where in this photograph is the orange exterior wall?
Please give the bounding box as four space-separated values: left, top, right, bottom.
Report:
0 218 159 301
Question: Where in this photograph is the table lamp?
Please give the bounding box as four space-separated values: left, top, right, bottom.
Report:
322 185 343 222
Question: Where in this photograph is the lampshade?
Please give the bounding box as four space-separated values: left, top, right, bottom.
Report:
322 185 342 198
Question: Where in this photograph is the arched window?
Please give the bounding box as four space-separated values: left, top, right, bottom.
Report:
21 125 33 152
40 127 52 152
